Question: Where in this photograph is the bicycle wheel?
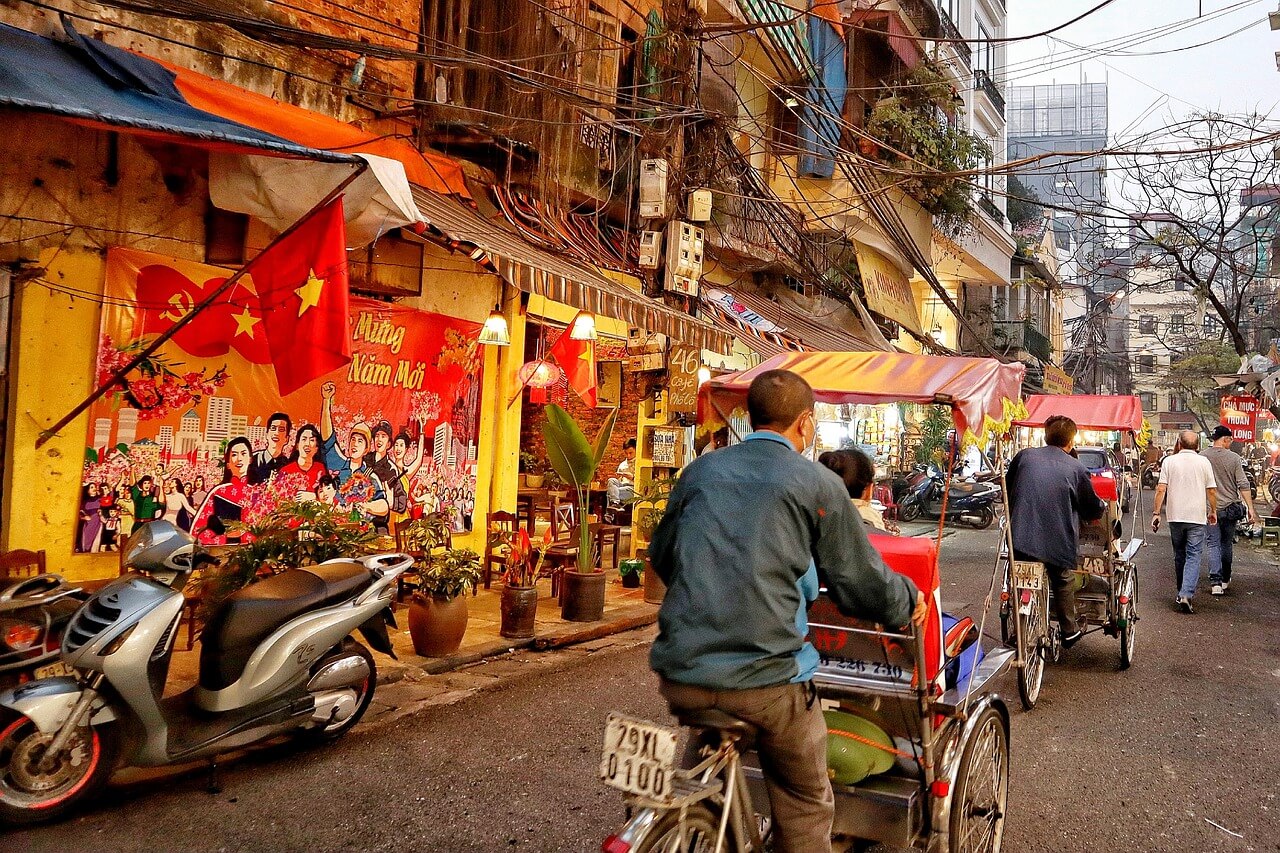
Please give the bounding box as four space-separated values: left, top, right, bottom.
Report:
1118 569 1137 671
1016 579 1047 711
947 705 1009 853
633 802 735 853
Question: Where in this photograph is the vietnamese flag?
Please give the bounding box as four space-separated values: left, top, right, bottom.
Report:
249 198 352 396
549 315 597 407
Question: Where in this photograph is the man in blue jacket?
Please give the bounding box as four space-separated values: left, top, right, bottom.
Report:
649 369 924 853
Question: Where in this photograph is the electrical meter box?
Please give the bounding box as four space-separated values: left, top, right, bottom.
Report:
664 221 704 296
638 231 662 268
639 159 669 219
687 189 713 222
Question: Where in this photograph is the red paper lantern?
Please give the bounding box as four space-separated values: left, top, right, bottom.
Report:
518 360 563 388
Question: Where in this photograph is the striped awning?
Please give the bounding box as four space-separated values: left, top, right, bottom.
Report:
701 286 882 357
736 0 817 80
410 187 731 354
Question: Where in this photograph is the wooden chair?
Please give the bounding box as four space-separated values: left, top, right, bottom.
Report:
484 511 519 589
0 549 46 580
590 522 623 569
553 500 576 538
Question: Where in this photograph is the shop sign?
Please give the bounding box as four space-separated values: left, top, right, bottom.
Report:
650 427 682 467
1221 395 1258 441
667 345 701 413
77 248 485 554
704 288 787 334
1041 363 1074 395
854 243 921 336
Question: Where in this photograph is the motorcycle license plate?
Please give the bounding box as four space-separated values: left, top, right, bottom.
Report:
1012 561 1044 591
600 713 678 802
34 661 73 679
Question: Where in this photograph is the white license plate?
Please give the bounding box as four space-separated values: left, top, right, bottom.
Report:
1012 561 1044 591
34 661 73 679
599 713 678 801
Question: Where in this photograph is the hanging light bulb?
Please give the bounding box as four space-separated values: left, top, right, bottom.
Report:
478 304 510 346
570 311 598 341
697 366 712 385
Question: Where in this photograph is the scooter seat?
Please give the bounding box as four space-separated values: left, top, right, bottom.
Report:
199 561 371 691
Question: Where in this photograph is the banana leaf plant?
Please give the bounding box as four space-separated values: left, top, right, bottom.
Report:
541 403 619 574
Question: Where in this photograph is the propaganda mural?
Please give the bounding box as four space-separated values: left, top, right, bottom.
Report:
76 247 484 553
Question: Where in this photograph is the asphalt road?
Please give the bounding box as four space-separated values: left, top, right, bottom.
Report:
6 516 1279 852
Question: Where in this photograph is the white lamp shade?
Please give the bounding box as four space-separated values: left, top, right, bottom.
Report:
479 309 510 346
570 312 598 340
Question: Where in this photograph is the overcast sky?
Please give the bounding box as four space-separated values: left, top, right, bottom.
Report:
1007 0 1279 142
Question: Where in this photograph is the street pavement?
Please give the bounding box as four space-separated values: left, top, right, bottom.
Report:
6 512 1279 852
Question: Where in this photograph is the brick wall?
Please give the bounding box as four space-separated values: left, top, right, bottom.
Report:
519 371 646 483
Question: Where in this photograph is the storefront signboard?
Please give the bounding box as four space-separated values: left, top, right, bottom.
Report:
667 345 701 413
650 427 682 467
1041 363 1074 396
1221 395 1258 441
75 247 485 554
854 243 921 336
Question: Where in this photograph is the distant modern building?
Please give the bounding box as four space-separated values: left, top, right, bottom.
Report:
205 396 232 443
93 417 112 451
175 409 202 456
247 424 267 448
156 426 173 452
116 407 139 447
230 415 249 441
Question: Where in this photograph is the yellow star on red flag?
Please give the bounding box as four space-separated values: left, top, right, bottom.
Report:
295 269 326 317
232 307 261 338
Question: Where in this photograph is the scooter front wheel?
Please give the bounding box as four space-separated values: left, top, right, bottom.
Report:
0 711 119 826
296 639 377 745
898 498 922 522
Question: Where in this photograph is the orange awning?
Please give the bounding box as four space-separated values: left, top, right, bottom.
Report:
158 60 469 199
1015 395 1144 434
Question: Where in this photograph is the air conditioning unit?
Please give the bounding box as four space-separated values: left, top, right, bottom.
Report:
664 220 704 296
639 159 669 219
639 230 662 268
688 189 713 222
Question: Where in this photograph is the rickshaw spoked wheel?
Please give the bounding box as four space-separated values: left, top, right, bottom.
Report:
1015 583 1048 711
1119 569 1137 670
947 705 1009 853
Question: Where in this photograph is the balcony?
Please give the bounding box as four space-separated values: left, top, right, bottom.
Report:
993 320 1052 362
974 69 1005 115
978 194 1004 225
937 4 971 68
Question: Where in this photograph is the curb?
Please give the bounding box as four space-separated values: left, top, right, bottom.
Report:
376 605 659 684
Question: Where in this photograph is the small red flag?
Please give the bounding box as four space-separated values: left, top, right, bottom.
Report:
249 198 352 396
548 316 597 407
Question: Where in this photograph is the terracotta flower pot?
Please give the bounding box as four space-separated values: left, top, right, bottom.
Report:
500 585 538 638
642 553 666 604
407 593 468 657
561 570 607 622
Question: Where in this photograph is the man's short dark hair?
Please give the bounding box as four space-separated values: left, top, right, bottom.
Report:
623 438 637 450
268 412 292 433
819 449 876 499
1044 415 1077 448
747 369 815 431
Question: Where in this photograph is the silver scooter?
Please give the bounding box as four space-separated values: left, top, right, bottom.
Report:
0 521 411 825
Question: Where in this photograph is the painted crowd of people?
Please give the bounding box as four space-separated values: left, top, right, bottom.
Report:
77 383 478 551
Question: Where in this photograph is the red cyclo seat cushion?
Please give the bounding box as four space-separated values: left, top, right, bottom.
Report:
867 533 942 683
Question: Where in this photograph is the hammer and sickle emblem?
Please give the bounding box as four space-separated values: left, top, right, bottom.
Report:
161 292 194 323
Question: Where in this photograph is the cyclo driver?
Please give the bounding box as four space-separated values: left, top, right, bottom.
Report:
649 369 928 853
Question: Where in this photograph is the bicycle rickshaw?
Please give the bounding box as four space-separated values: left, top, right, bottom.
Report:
1000 394 1145 711
599 351 1025 853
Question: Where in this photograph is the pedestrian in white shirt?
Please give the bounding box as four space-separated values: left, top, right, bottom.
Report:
1151 430 1218 613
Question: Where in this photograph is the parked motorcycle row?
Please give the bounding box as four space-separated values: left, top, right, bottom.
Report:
0 521 412 825
889 463 1002 530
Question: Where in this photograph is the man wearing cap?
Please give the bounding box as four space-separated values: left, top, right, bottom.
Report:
319 382 389 524
1201 425 1257 596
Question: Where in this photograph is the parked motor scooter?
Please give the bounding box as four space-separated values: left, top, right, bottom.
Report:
0 521 412 825
0 574 87 691
896 465 1001 529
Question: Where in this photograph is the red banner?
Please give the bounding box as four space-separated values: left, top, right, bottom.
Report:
1221 395 1258 442
75 247 484 554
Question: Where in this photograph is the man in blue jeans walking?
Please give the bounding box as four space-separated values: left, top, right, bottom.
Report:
1201 425 1258 596
1151 430 1218 613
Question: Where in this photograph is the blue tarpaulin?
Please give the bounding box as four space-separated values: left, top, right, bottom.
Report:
798 11 846 179
0 20 353 161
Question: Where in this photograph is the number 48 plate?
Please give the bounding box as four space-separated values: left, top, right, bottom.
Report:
600 713 678 802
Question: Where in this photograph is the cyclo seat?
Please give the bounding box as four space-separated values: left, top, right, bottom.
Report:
676 709 760 747
199 561 371 691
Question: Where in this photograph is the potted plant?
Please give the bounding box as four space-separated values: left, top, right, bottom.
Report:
492 526 548 639
519 451 545 489
619 558 643 589
401 516 481 657
629 480 674 604
542 403 618 622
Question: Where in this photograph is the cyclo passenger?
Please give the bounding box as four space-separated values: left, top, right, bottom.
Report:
1006 414 1105 646
648 369 928 853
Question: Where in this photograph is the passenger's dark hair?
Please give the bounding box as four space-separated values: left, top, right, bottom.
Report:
746 369 815 431
1044 415 1077 449
819 449 876 499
